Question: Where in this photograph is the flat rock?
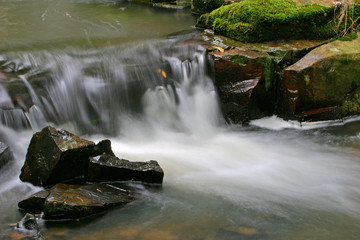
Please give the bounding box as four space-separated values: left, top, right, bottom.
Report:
88 153 164 184
18 183 135 220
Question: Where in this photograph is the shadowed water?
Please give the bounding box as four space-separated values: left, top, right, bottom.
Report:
0 0 360 239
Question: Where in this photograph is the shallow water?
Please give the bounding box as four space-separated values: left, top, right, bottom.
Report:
0 0 360 239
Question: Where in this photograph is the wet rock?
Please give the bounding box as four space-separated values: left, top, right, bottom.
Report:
0 141 14 169
18 183 135 220
277 36 360 121
19 126 114 187
210 48 275 124
199 30 324 124
4 213 45 240
18 190 50 213
87 153 164 184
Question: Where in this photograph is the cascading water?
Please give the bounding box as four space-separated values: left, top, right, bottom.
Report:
1 0 360 239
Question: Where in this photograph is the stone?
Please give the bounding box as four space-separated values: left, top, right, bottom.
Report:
18 183 135 220
198 30 325 124
4 213 45 240
211 48 274 124
196 0 340 43
19 126 114 187
87 153 164 184
277 36 360 121
0 141 14 169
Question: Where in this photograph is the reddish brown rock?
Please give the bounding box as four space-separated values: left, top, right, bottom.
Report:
211 48 275 123
277 37 360 121
18 183 135 220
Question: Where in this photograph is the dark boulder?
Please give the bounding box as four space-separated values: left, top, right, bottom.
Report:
19 126 114 187
0 141 14 169
18 183 135 220
87 153 164 184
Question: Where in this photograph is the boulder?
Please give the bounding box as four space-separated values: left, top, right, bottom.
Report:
0 141 14 169
18 183 135 220
277 36 360 121
19 126 114 187
200 31 324 123
211 48 275 123
87 153 164 184
196 0 338 43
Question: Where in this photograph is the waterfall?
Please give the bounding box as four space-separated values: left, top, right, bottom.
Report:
0 39 222 135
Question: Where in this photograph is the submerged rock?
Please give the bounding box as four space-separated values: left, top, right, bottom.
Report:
18 183 135 220
19 126 114 187
87 153 164 184
4 213 44 240
277 36 360 121
0 141 14 169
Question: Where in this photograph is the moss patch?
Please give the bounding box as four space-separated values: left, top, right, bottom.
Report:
342 91 360 117
197 0 339 42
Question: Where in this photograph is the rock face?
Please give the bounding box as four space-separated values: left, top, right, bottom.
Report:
211 48 275 123
277 36 360 121
19 183 135 220
88 153 164 184
200 31 324 123
0 141 14 169
19 126 113 187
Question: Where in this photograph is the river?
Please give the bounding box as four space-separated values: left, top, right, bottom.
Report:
0 0 360 239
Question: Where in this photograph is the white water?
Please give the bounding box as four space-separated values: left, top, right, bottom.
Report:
1 41 360 239
0 1 359 238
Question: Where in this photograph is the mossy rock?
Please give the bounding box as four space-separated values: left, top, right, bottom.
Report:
196 0 344 42
277 35 360 121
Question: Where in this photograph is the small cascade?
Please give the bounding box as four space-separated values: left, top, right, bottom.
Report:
1 39 222 135
0 108 30 130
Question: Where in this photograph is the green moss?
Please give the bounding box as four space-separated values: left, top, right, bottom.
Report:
342 93 360 116
196 0 339 42
339 32 358 41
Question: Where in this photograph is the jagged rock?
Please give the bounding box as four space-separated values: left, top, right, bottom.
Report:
88 153 164 184
0 141 14 169
210 48 275 124
18 183 135 220
19 126 114 187
4 213 44 240
199 30 324 124
277 36 360 121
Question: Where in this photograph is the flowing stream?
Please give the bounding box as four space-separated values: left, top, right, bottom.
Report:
1 0 360 239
